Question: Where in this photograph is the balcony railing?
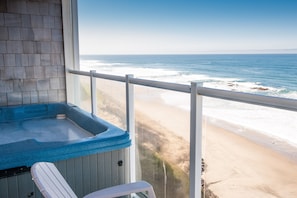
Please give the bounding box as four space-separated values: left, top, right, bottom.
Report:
68 69 297 198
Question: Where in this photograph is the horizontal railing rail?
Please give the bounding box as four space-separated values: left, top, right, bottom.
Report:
68 68 297 198
68 69 297 112
197 87 297 112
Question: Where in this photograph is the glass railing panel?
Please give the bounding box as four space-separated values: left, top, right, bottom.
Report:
201 96 297 198
72 75 91 113
134 85 190 198
94 78 126 129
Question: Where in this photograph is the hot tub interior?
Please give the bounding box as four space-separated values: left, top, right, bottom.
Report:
1 117 93 145
0 103 130 171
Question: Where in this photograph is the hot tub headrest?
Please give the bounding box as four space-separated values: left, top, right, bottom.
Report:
66 105 108 135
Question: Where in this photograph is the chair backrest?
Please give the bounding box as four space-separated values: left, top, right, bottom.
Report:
31 162 78 198
32 162 156 198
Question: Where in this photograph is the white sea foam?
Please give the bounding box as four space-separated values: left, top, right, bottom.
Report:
160 91 297 146
81 59 288 96
81 59 297 147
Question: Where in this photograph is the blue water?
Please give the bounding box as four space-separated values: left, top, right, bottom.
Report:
80 54 297 146
80 54 297 99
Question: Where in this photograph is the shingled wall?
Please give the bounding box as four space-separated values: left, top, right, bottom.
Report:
0 0 66 106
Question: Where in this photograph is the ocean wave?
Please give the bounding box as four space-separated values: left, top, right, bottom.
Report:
80 56 297 148
81 59 296 100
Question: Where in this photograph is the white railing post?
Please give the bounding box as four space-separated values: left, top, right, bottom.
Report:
90 70 97 115
126 74 136 182
190 82 202 198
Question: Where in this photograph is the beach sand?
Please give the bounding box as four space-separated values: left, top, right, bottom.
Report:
80 78 297 197
203 120 297 198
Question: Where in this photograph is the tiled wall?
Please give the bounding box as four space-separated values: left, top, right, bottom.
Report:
0 0 66 106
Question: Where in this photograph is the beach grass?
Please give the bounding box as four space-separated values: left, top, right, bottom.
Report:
90 81 193 197
78 79 297 198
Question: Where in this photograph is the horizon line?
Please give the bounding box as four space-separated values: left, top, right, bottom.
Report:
80 52 297 56
79 49 297 56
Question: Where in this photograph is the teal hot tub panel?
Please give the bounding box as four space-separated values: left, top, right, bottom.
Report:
0 103 131 171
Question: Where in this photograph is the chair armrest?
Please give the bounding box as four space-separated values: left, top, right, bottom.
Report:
83 181 156 198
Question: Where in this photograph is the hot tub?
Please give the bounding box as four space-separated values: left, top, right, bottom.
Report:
0 103 131 197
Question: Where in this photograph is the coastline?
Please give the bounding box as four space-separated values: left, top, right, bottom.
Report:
202 119 297 198
132 86 297 197
88 79 297 197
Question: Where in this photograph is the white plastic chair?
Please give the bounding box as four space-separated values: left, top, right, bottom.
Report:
31 162 156 198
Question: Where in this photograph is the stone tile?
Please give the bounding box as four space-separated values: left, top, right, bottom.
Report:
7 92 22 105
0 80 13 93
3 67 14 80
45 66 57 77
58 89 66 102
31 15 43 28
14 66 26 79
7 41 23 53
34 66 45 78
60 53 64 65
37 79 50 91
38 90 49 103
15 54 22 67
30 91 38 103
21 28 34 40
43 16 55 28
0 27 8 40
22 91 31 104
59 77 66 89
28 54 41 66
54 16 62 29
39 3 49 16
41 54 51 66
27 1 40 15
23 79 37 91
4 54 16 66
4 13 22 26
51 0 62 4
51 54 62 66
51 29 63 41
0 68 3 78
7 0 26 14
0 0 64 106
23 41 37 54
50 77 60 89
0 54 3 67
8 27 21 40
0 93 7 106
57 65 65 77
33 28 51 41
49 3 61 17
21 54 29 66
40 41 51 53
48 90 58 102
51 41 63 53
21 15 31 27
0 41 6 53
13 79 23 92
0 13 4 25
25 66 35 78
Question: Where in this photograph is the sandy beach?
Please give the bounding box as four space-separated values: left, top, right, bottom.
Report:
80 78 297 197
133 86 297 198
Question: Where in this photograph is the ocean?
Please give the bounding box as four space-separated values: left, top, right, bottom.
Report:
80 54 297 147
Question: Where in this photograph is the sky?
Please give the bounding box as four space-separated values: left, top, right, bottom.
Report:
77 0 297 55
